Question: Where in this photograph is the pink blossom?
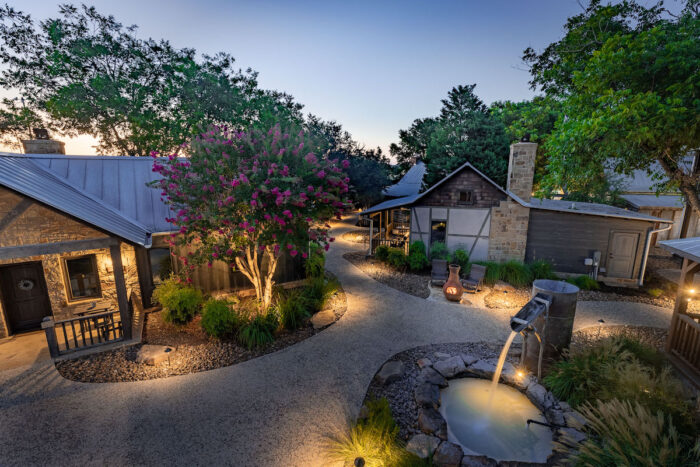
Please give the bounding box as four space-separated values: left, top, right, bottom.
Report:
290 250 298 257
342 159 350 168
304 153 317 164
317 170 326 179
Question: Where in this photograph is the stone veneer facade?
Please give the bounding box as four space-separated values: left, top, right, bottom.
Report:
0 187 140 338
487 142 537 262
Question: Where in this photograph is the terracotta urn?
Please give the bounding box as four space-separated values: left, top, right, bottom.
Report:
442 264 464 301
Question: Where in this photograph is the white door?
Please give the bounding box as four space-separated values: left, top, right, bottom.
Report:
607 231 639 278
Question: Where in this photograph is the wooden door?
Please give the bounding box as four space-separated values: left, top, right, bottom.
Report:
0 262 52 333
607 231 639 279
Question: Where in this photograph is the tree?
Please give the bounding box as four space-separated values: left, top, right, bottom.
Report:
0 98 45 151
530 1 700 212
390 85 509 187
0 4 303 155
153 124 351 311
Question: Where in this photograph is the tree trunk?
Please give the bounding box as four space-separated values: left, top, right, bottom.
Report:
657 152 700 235
234 245 281 312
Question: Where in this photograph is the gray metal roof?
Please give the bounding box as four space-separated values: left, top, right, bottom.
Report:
383 161 426 197
620 194 684 210
361 193 421 215
609 156 695 194
0 155 152 246
526 198 672 223
21 153 174 234
660 237 700 264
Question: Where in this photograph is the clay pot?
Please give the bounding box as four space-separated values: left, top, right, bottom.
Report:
442 264 464 301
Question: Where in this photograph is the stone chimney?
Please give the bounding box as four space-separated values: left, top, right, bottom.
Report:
506 141 537 200
21 128 65 154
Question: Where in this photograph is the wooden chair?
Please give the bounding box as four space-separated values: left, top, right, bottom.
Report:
462 264 486 293
431 259 448 286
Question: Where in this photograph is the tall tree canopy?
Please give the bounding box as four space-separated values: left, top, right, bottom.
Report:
524 0 700 210
390 85 509 187
0 4 302 155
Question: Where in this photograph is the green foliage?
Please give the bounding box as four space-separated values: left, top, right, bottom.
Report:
238 311 278 349
302 275 339 314
429 241 449 260
647 288 664 298
0 98 46 151
152 278 203 324
278 290 310 331
452 249 469 273
201 298 240 338
305 246 325 279
528 259 558 280
326 397 429 467
476 261 502 286
375 245 390 261
499 260 534 288
566 275 600 290
615 336 667 374
563 399 700 467
407 241 430 272
386 247 408 270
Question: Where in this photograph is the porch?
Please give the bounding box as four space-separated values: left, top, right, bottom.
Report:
363 207 411 255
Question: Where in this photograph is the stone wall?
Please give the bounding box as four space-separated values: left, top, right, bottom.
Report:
487 200 530 262
21 139 65 154
0 187 140 336
506 142 537 201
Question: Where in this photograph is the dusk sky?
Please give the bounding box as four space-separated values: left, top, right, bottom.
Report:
5 1 665 157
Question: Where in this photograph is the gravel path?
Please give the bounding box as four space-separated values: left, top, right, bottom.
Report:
0 215 674 466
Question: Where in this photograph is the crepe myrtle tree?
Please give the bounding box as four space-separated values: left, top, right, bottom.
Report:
152 124 351 311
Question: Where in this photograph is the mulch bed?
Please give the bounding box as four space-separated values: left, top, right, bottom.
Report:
343 252 430 299
55 280 347 383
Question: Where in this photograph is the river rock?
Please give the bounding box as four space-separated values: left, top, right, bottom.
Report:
310 309 335 329
418 367 448 387
557 427 587 447
418 408 447 439
526 383 550 411
461 455 498 466
466 359 496 378
433 355 466 378
417 358 433 369
376 361 404 385
460 353 479 366
405 434 440 459
564 410 588 428
546 407 565 427
135 345 175 365
434 352 452 360
415 382 440 409
434 441 463 467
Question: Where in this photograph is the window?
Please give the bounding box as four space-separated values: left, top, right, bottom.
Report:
149 248 172 285
63 255 101 300
459 191 473 204
431 221 447 245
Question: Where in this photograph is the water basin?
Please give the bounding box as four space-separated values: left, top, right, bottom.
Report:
439 378 553 463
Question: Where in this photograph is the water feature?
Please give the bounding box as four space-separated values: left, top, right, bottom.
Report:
440 379 553 463
487 330 517 407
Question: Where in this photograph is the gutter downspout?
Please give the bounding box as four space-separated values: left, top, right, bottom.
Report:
638 223 673 286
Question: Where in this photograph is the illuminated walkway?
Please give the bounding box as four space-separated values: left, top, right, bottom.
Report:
0 216 672 466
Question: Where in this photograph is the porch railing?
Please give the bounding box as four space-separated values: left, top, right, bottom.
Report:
42 310 124 357
666 312 700 374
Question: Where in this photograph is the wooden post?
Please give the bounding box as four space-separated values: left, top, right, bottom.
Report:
667 258 700 352
368 218 373 256
41 316 60 358
134 246 154 308
110 242 132 340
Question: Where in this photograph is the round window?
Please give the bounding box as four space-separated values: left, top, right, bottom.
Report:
17 279 35 291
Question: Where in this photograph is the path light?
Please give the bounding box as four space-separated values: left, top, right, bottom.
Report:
517 369 525 379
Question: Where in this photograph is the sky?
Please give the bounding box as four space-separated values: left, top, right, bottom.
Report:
0 0 643 156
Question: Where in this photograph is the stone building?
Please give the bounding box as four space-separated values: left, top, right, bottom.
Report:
362 141 673 286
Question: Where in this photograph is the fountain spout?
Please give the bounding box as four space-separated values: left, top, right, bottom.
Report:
510 293 552 332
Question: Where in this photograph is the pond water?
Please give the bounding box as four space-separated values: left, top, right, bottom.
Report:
439 378 553 463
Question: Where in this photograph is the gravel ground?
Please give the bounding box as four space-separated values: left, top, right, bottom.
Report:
55 283 347 383
483 287 531 309
339 229 369 244
571 324 668 352
343 251 430 298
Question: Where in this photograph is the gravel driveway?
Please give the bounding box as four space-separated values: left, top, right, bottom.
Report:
0 216 673 466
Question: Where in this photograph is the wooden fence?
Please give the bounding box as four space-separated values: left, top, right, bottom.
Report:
667 312 700 376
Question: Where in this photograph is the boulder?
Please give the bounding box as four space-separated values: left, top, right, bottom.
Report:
526 383 551 411
557 427 587 447
461 455 498 466
434 351 452 360
414 383 440 409
460 353 479 366
500 365 532 390
310 309 335 329
418 408 447 439
417 358 433 369
135 345 175 365
405 434 440 459
563 410 588 429
417 367 448 387
559 401 573 412
466 360 496 379
433 356 466 378
546 407 565 427
376 361 404 385
434 441 463 467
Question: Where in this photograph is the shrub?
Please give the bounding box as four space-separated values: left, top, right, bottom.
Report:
386 247 408 270
305 245 325 278
499 260 533 288
201 298 240 338
528 259 557 280
375 245 390 261
407 241 429 272
278 290 310 330
566 275 600 290
560 399 700 466
647 287 664 298
302 275 339 313
452 249 469 273
429 241 449 260
476 261 501 285
152 278 203 324
238 311 278 349
326 397 428 467
615 336 667 374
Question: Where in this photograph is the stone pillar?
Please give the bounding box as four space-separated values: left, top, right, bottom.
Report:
21 139 65 154
506 142 537 200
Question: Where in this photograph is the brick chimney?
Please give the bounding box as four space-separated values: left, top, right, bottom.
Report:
21 128 65 154
506 142 537 200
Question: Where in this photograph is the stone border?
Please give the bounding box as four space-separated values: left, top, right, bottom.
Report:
374 352 588 466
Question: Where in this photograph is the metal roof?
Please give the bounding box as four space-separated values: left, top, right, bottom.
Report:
660 237 700 264
361 193 422 215
608 156 695 194
0 155 152 246
383 161 426 197
620 194 685 210
18 153 174 234
526 198 672 223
